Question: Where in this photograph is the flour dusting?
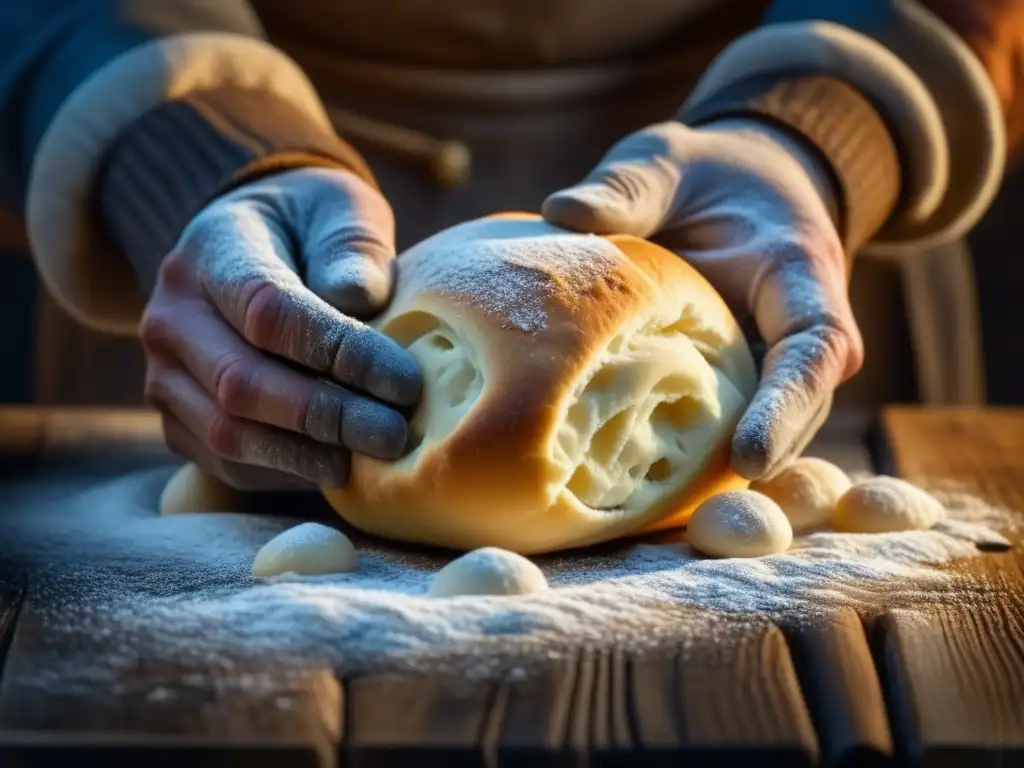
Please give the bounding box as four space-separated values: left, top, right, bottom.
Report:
0 465 1016 696
404 231 621 332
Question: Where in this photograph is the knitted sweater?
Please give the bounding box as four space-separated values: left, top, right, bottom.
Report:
0 0 1013 334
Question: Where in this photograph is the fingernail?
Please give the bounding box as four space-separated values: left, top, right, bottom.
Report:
731 418 773 480
368 338 423 407
542 185 628 233
342 398 409 460
314 257 392 317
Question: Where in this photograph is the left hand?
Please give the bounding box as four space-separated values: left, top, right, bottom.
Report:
543 119 864 480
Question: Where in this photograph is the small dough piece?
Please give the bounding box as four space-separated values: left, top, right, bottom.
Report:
687 491 793 558
834 476 945 533
750 457 851 532
252 523 358 578
160 462 238 515
429 547 549 597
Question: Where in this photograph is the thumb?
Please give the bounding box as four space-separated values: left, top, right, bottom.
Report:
542 123 684 237
301 170 397 318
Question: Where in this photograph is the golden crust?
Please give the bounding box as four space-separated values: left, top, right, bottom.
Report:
323 214 757 554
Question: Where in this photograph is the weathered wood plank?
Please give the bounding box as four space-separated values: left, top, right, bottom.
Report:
343 673 495 767
495 658 576 766
0 598 341 767
672 622 819 765
877 603 1024 764
784 609 893 767
498 619 819 766
879 407 1024 764
882 407 1024 511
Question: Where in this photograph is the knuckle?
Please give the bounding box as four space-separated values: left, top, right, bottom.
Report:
204 413 242 459
811 313 864 379
761 228 843 271
138 309 176 353
241 280 289 349
143 377 169 410
143 364 172 410
316 224 392 265
211 354 257 415
156 248 195 291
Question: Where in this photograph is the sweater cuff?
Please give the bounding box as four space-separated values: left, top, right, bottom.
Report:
97 86 377 295
679 74 900 258
26 33 337 337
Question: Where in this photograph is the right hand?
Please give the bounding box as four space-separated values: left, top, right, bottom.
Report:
141 167 422 491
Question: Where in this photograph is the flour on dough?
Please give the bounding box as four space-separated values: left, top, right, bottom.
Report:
834 476 945 533
687 491 793 558
429 547 549 597
751 457 851 532
252 523 358 578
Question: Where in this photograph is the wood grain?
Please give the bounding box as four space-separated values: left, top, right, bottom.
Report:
877 603 1024 764
0 407 1021 766
0 598 341 767
880 406 1024 764
882 407 1024 512
784 610 893 767
343 673 496 766
498 620 819 766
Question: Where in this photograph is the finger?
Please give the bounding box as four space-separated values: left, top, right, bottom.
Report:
148 364 352 488
161 414 318 492
732 252 862 479
184 202 421 407
140 304 408 459
297 171 397 317
542 122 685 236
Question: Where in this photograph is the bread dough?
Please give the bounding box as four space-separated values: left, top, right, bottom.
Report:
834 476 945 533
252 523 358 578
429 547 548 597
750 458 851 532
323 214 758 554
160 462 239 515
687 491 793 558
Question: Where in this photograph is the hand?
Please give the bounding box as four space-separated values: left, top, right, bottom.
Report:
141 167 422 491
544 119 863 480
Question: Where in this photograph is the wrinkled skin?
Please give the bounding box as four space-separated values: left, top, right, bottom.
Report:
141 167 421 491
544 118 864 480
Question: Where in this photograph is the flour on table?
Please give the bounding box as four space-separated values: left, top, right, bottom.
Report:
0 467 1016 691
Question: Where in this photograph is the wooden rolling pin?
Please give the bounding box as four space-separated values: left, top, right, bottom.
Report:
0 407 166 456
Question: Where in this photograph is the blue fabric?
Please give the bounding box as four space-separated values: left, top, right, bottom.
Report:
0 0 260 212
764 0 891 31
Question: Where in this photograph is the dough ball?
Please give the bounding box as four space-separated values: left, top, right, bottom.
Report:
428 547 549 597
323 214 758 554
834 476 945 533
687 491 793 558
750 457 851 532
159 462 239 515
252 523 357 578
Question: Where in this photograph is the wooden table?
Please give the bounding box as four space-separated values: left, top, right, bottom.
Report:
0 406 1020 767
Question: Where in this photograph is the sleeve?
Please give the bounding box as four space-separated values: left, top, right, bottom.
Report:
0 1 375 337
677 0 1006 258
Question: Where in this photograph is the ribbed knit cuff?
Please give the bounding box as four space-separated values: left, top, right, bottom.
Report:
679 74 900 259
96 85 378 294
